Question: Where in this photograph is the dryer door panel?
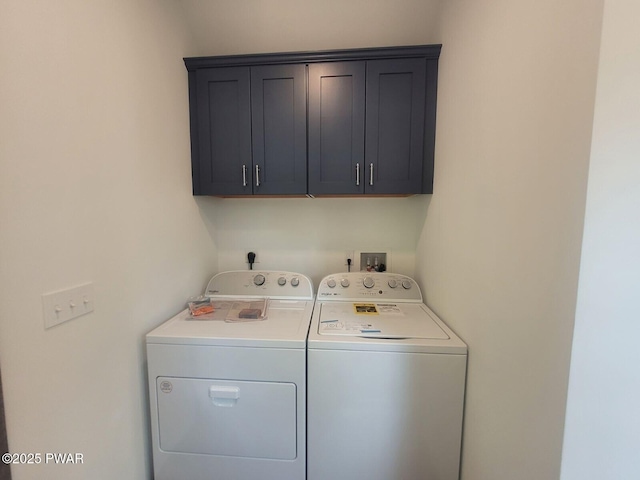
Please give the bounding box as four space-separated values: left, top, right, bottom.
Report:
156 377 297 459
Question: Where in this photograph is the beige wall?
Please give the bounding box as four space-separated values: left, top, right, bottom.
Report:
2 1 629 479
210 196 429 285
561 0 640 477
181 0 442 56
0 1 217 479
415 1 604 479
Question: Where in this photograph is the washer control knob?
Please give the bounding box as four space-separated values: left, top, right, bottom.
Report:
277 276 287 286
253 274 266 286
402 279 412 290
388 279 398 288
363 276 375 289
327 278 336 288
341 278 350 288
291 277 299 287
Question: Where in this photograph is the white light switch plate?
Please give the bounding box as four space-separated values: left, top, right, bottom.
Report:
42 283 94 329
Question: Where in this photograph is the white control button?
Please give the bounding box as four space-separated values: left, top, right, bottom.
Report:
291 277 300 287
402 279 412 290
388 279 398 288
363 276 375 289
327 279 336 288
278 276 287 286
341 278 350 288
253 274 266 286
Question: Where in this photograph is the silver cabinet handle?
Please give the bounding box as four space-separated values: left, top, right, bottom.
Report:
242 165 247 187
255 165 260 187
369 163 374 186
356 163 360 186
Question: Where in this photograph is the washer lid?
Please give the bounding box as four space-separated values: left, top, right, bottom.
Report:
318 302 449 339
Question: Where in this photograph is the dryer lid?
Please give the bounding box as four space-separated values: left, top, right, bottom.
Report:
317 302 450 339
147 300 314 348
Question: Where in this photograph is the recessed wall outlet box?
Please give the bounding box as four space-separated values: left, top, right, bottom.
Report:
360 252 387 271
42 282 94 329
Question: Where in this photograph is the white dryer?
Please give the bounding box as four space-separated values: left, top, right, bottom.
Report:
307 272 467 480
146 270 314 480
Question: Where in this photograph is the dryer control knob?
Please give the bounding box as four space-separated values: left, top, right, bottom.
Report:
291 277 300 287
363 276 375 289
253 274 266 286
277 276 287 286
327 278 336 288
341 278 350 288
388 279 398 288
402 279 412 290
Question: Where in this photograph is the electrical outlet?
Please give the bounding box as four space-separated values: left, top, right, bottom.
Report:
344 250 354 267
42 283 94 329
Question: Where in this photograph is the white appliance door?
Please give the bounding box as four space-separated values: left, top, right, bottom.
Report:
307 349 466 480
156 377 297 459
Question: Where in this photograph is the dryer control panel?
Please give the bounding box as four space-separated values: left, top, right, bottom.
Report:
317 273 422 302
205 270 314 300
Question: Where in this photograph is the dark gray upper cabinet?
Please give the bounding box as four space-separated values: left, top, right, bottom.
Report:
194 67 252 196
185 45 440 196
365 58 426 194
251 64 307 195
308 62 366 195
189 64 306 195
308 57 429 195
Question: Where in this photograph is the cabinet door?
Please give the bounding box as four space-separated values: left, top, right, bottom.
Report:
365 58 426 194
196 67 252 195
308 62 366 195
251 64 307 195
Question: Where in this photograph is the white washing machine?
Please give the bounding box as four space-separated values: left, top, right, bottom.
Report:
307 272 467 480
146 270 314 480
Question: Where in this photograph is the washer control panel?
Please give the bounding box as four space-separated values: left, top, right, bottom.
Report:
317 272 422 302
205 270 314 300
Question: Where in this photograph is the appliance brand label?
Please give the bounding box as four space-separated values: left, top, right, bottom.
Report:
159 381 173 394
